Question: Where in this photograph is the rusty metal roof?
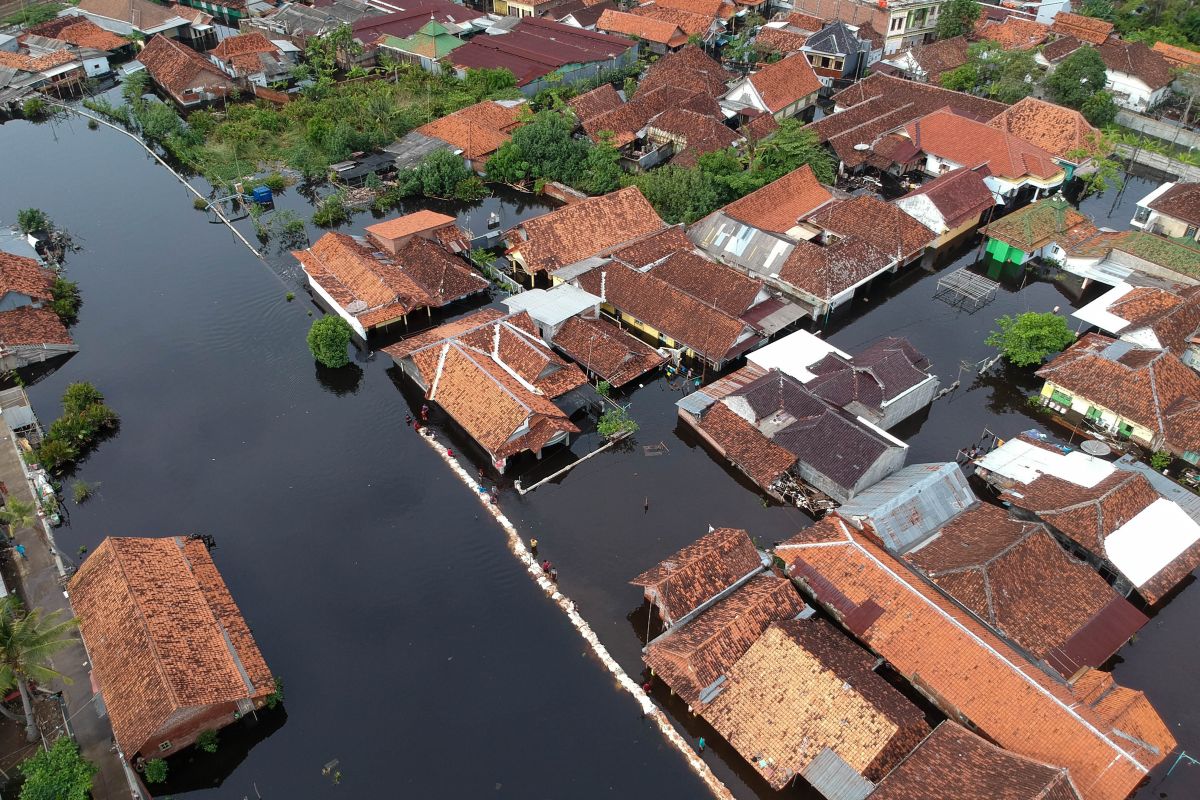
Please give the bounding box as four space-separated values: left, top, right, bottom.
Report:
837 462 977 553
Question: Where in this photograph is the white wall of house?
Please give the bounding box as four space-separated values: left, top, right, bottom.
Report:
305 275 368 340
1105 70 1169 112
81 54 110 76
895 193 945 235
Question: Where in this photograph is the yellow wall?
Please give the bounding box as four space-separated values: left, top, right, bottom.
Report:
1040 381 1156 444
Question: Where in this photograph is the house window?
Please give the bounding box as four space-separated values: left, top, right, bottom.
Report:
1086 406 1102 421
1184 451 1199 465
890 16 903 31
1117 421 1134 438
1133 206 1150 223
158 741 172 752
1050 389 1073 406
1187 225 1198 240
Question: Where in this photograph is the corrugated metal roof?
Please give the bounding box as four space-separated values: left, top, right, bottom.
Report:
837 462 977 554
802 747 875 800
1045 594 1148 677
689 211 796 278
675 363 767 417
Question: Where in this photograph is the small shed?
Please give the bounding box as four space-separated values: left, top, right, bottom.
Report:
502 284 601 340
837 462 977 553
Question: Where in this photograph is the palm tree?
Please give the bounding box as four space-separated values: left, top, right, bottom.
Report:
0 597 77 741
0 499 36 539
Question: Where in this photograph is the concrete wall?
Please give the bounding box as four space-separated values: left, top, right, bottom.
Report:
1040 380 1158 448
1116 110 1200 151
1115 144 1200 183
877 375 939 430
141 698 257 760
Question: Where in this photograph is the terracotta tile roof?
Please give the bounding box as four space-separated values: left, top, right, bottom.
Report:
636 44 735 97
778 236 893 301
906 107 1062 181
705 619 929 789
987 98 1100 161
1148 182 1200 228
1071 670 1177 768
507 187 666 274
753 25 809 54
567 83 623 125
1037 333 1200 453
697 400 798 486
76 0 188 29
1118 285 1200 349
211 31 277 58
1098 39 1173 91
721 165 832 234
138 34 229 102
0 48 78 73
644 247 761 315
550 315 665 386
974 15 1050 50
384 310 585 458
810 195 935 263
1041 35 1083 63
630 527 762 623
872 721 1081 800
1152 42 1200 70
0 252 55 302
646 107 740 167
631 4 715 36
294 233 486 328
611 225 693 267
909 35 969 82
596 9 687 46
416 100 525 161
806 337 933 414
650 0 734 21
816 74 1007 167
575 261 753 363
710 369 900 494
69 536 273 759
748 53 820 113
42 19 128 51
644 574 804 706
1050 11 1113 45
982 197 1088 251
897 166 995 230
904 503 1145 672
776 516 1175 800
584 84 720 145
366 210 457 242
0 306 73 347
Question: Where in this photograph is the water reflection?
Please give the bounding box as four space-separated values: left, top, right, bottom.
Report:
314 361 363 396
153 707 288 795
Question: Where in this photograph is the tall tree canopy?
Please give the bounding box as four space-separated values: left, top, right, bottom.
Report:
935 0 982 39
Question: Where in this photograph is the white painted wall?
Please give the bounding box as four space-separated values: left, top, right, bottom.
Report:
1106 70 1169 112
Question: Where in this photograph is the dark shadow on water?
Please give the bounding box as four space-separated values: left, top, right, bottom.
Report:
314 362 363 396
154 706 288 794
15 352 77 387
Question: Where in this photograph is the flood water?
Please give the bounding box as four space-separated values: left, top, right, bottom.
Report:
1 113 1195 800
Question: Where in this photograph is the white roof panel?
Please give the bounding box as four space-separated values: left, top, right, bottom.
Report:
1072 282 1133 335
976 438 1115 489
1106 497 1200 587
502 284 600 328
746 329 849 382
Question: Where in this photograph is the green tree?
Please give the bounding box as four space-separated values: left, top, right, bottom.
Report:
985 312 1076 367
752 119 837 184
0 597 78 742
413 150 488 201
16 209 51 236
623 166 726 224
2 2 64 26
1080 89 1119 127
0 499 36 540
935 0 981 39
940 63 980 93
307 316 352 368
577 137 623 195
1045 46 1108 111
62 383 105 416
18 737 95 800
486 110 588 187
461 68 519 101
312 193 350 227
1076 0 1114 20
941 41 1039 103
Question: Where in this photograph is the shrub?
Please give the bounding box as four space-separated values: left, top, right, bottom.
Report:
265 675 285 710
307 316 352 368
50 278 81 326
262 172 289 193
86 119 98 130
17 208 51 236
142 758 168 784
597 408 638 439
21 98 47 120
193 196 209 210
72 481 96 504
985 312 1076 367
62 383 105 415
1151 450 1173 472
196 730 219 753
312 193 350 227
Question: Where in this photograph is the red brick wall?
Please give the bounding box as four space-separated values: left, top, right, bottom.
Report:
140 700 257 759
